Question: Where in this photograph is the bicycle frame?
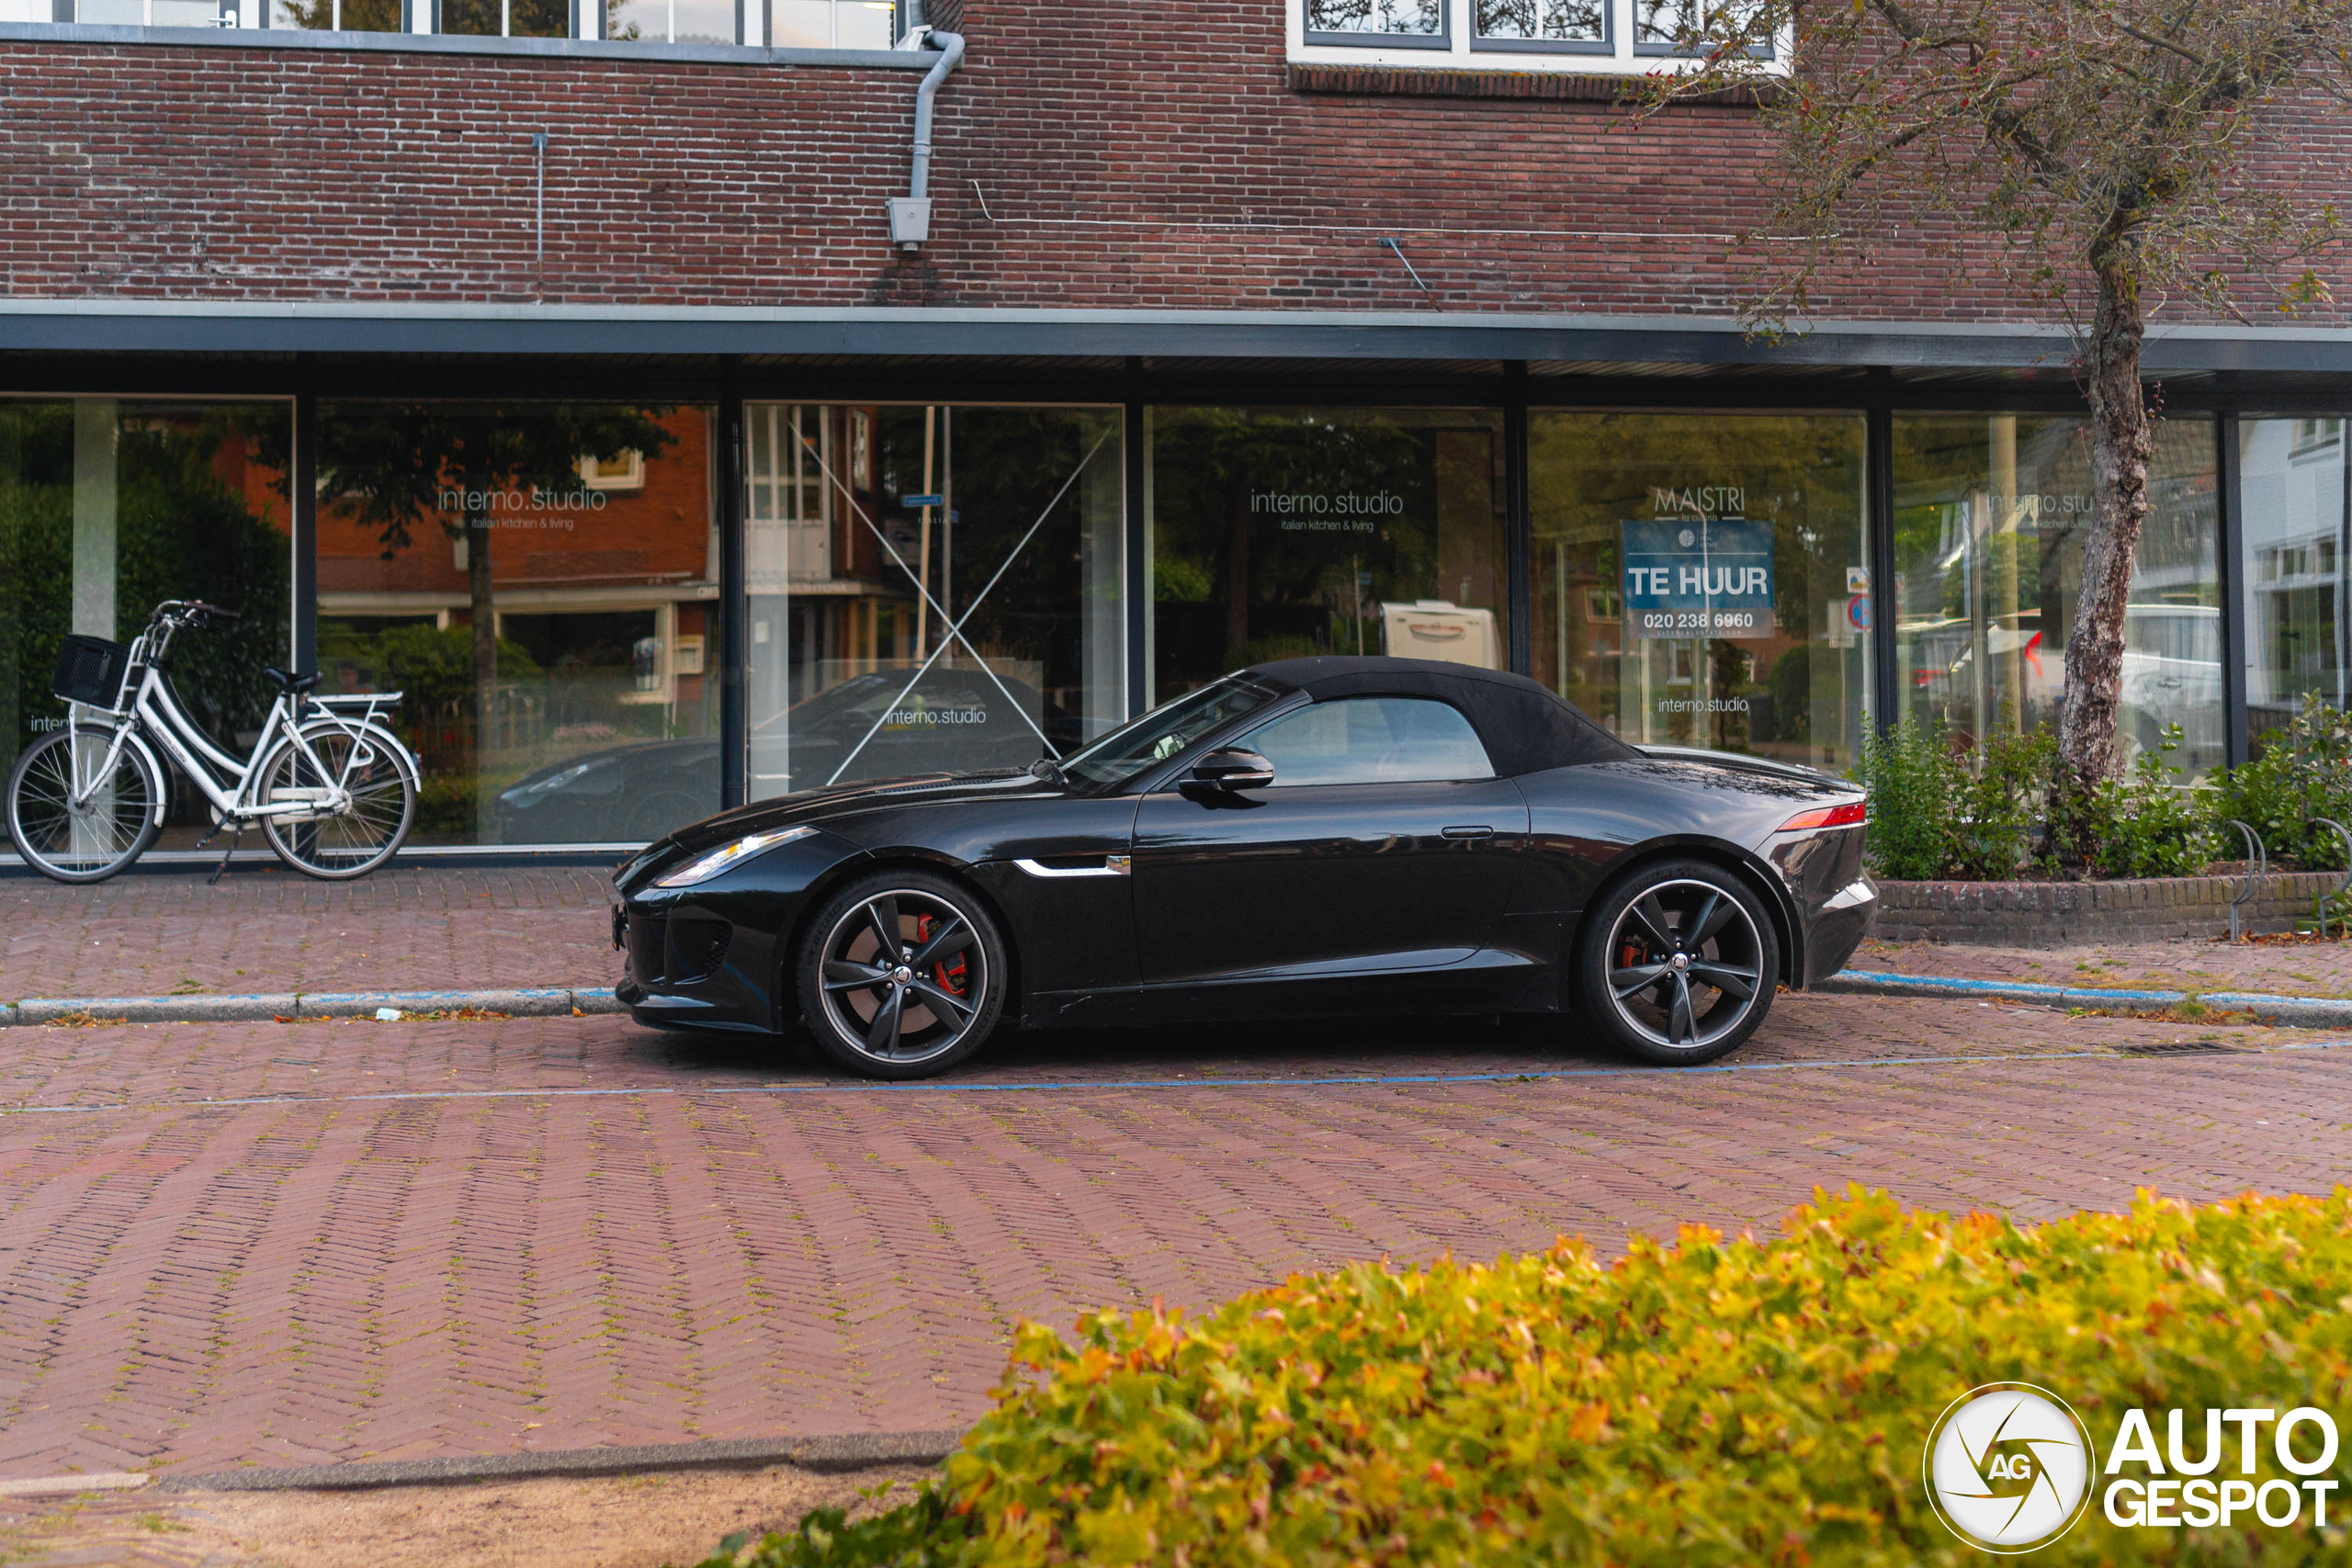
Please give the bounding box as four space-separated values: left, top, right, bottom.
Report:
61 615 410 826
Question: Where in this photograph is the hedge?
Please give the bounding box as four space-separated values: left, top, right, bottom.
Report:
696 1189 2352 1566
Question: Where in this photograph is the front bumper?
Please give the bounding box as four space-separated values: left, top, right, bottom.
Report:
608 826 862 1034
612 897 779 1033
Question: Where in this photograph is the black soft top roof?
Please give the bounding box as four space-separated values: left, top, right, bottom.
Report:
1242 656 1636 775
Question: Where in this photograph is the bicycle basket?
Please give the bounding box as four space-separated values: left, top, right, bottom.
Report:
51 635 132 710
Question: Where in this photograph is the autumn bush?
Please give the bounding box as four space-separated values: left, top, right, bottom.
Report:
695 1189 2352 1568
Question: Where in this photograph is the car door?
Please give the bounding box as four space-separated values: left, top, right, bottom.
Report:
1131 694 1529 990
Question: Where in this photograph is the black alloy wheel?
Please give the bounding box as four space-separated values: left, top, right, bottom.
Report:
1577 859 1779 1066
797 870 1007 1079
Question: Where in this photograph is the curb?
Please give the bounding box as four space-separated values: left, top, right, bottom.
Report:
153 1429 965 1494
0 987 627 1027
1821 970 2352 1029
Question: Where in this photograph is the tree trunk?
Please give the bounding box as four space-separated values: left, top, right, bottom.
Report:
2055 259 2154 863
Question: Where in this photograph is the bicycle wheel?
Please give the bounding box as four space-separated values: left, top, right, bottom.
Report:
255 721 417 880
5 727 164 883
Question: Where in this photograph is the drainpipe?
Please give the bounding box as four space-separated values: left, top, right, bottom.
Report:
887 2 965 252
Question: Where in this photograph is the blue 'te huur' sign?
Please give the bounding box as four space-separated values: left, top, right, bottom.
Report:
1620 518 1776 640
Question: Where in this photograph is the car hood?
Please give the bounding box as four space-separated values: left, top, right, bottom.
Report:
661 770 1056 853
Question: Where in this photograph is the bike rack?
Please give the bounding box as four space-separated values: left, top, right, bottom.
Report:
2311 818 2352 939
2226 819 2267 943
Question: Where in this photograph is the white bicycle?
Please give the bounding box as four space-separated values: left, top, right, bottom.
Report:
6 600 420 883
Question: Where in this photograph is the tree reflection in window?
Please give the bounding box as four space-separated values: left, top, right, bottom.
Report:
1476 0 1602 40
1306 0 1441 36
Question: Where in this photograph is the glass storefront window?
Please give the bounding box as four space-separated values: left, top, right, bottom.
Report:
2240 417 2347 750
1894 414 2221 777
1148 407 1505 702
1530 412 1870 770
315 401 720 846
743 404 1124 796
3 400 294 850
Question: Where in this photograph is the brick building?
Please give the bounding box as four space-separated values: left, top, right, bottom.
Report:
4 0 2349 851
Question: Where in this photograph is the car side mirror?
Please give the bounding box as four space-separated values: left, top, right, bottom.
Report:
1184 747 1274 795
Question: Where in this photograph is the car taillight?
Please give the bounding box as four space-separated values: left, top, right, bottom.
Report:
1779 799 1867 832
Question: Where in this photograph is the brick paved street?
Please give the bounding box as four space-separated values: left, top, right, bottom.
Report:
1855 931 2352 998
17 863 2352 1007
0 865 617 1000
2 984 2347 1485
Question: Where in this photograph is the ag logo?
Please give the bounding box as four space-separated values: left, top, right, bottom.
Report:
1923 1383 2097 1553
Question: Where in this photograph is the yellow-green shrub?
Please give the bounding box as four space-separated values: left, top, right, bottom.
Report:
702 1189 2352 1566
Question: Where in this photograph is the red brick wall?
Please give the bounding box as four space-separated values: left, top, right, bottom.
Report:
4 2 2348 324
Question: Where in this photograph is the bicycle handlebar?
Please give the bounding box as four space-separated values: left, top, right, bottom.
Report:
148 600 242 626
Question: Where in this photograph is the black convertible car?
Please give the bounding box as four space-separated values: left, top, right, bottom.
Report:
613 657 1876 1079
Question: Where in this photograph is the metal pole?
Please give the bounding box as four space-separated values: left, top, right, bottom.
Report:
1504 360 1532 677
718 358 748 809
1867 388 1898 737
292 374 318 679
2216 407 2249 769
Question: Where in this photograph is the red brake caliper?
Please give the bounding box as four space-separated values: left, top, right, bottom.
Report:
911 914 969 998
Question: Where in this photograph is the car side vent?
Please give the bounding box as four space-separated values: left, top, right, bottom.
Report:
666 917 733 983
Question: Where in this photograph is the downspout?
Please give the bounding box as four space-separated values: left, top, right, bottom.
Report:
887 2 966 252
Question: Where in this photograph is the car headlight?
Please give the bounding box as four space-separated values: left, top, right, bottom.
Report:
652 826 815 888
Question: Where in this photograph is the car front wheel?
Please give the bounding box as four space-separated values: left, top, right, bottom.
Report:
1576 859 1779 1066
797 870 1008 1080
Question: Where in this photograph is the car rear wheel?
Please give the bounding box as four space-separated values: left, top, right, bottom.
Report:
797 870 1007 1080
1576 859 1778 1066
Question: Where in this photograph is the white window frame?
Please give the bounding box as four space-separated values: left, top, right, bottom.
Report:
1289 0 1791 75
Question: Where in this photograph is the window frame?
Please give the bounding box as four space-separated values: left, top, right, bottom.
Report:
1290 0 1790 75
1467 0 1610 57
1303 0 1449 51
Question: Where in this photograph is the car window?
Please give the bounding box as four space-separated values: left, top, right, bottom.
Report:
1059 675 1279 790
1241 697 1494 787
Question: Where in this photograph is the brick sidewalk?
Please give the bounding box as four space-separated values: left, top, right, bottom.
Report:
1855 931 2352 999
1 992 2346 1483
0 864 618 1000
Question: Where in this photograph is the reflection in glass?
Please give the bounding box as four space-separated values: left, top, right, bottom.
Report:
1531 412 1870 771
673 0 727 42
1306 0 1441 34
1244 696 1496 786
769 0 827 43
1894 414 2220 777
744 405 1124 797
2240 418 2347 750
1148 407 1505 703
1 400 295 851
313 402 719 845
1476 0 1602 40
270 0 401 27
834 0 890 46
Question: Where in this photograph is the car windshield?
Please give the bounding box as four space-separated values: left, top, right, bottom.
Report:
1057 676 1279 791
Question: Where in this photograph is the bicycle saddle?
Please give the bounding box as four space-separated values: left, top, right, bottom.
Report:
264 667 322 697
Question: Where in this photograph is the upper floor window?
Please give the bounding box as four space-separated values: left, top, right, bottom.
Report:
17 0 901 49
1294 0 1782 73
1474 0 1603 51
1305 0 1444 47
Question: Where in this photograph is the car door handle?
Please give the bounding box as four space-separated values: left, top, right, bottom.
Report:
1440 825 1496 840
